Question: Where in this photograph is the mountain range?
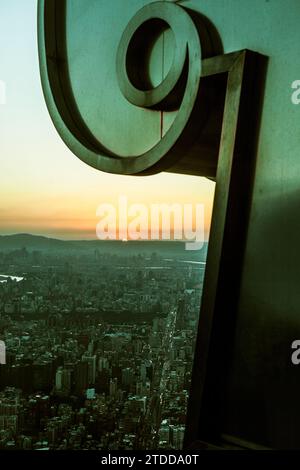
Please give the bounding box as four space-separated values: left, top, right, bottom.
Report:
0 234 208 261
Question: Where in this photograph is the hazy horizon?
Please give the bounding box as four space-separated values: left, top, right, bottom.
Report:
0 232 209 244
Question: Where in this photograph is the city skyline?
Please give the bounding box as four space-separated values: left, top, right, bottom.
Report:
0 241 204 449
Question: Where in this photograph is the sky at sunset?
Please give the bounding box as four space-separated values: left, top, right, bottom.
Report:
0 0 215 241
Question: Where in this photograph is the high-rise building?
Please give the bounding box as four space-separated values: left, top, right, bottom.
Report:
55 367 71 394
82 355 96 385
74 361 89 395
98 357 109 372
109 378 118 398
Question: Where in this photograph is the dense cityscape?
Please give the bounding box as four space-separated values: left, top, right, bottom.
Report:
0 236 206 450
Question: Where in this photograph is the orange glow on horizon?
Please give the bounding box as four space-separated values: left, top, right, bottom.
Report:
0 178 215 240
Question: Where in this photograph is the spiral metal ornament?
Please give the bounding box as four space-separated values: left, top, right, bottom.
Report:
38 1 205 175
115 1 202 171
117 2 201 110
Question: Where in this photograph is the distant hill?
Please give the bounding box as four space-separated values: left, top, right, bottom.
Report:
0 234 207 261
